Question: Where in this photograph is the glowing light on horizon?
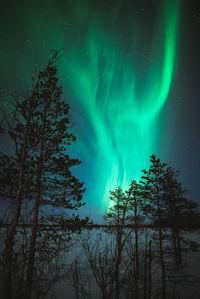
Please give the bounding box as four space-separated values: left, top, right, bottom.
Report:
62 0 179 210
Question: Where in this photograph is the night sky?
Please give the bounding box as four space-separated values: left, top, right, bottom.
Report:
0 0 200 221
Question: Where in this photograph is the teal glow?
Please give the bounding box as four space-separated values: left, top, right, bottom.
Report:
62 0 179 209
0 0 180 212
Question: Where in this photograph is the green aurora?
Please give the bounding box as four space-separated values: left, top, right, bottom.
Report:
0 0 180 212
62 0 179 209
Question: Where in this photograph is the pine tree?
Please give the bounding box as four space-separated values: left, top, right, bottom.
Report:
141 154 167 299
126 180 145 299
23 52 85 299
2 51 86 299
104 187 129 299
141 154 200 297
159 166 200 266
2 71 37 299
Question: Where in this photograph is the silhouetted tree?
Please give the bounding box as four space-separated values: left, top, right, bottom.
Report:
158 166 200 267
141 154 167 299
126 180 145 299
1 50 86 299
81 232 115 298
141 154 200 298
104 187 130 299
23 51 85 299
2 69 37 299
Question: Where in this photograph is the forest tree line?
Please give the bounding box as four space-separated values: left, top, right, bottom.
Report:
0 52 200 299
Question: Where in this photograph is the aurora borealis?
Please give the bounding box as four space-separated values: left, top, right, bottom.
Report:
63 0 179 209
1 0 200 219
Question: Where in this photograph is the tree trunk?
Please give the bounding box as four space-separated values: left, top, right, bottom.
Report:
3 119 30 299
74 259 80 299
24 177 41 299
4 186 23 299
134 226 139 299
158 227 166 299
134 197 139 299
172 228 178 265
143 229 148 299
148 240 152 299
157 196 166 299
3 72 36 299
176 229 182 266
24 101 47 299
115 227 121 299
115 261 120 299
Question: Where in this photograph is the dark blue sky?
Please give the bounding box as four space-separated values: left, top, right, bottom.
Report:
0 0 200 221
